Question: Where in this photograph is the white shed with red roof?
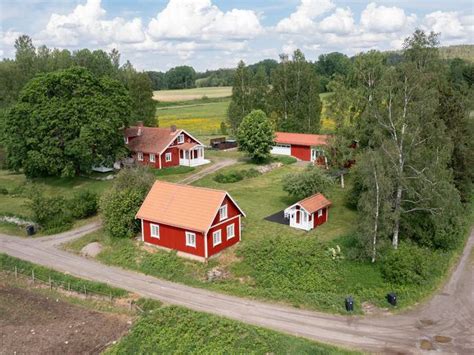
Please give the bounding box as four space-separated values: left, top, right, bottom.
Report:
284 193 332 231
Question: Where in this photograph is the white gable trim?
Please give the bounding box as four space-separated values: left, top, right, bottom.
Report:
158 129 205 155
204 192 246 234
284 203 311 215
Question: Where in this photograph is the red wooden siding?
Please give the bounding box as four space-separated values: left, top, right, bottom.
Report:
207 217 240 257
290 144 311 161
160 147 179 168
210 195 241 226
133 152 160 169
142 220 206 257
171 131 199 146
313 207 328 228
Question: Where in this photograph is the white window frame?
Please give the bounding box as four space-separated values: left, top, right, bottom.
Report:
149 153 156 163
177 134 184 144
165 152 172 162
124 136 129 144
150 224 160 239
137 152 143 161
213 230 222 246
185 231 196 248
219 205 228 221
318 209 323 218
227 223 235 239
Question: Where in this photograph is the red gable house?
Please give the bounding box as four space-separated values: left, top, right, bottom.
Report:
124 123 209 169
136 181 246 262
271 132 329 165
284 193 331 231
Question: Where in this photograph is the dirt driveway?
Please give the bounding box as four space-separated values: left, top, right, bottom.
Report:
179 158 237 184
0 225 472 353
0 284 131 354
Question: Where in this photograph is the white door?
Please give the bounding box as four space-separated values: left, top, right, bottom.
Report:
272 144 291 156
311 148 317 162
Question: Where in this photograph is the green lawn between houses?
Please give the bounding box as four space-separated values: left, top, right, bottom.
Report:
64 156 465 314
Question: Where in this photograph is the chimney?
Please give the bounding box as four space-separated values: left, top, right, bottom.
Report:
170 125 177 132
136 121 143 136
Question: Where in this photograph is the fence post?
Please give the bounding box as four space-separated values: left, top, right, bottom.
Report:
84 285 87 297
129 300 132 311
32 269 35 284
49 276 52 289
109 292 113 303
68 282 71 292
14 266 17 279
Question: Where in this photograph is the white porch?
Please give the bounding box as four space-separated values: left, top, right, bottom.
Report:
284 205 313 231
179 144 210 167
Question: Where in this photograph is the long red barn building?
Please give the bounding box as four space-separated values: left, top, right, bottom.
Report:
271 132 329 165
136 181 246 261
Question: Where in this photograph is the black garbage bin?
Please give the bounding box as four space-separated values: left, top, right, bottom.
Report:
345 296 354 312
387 292 397 306
26 225 35 236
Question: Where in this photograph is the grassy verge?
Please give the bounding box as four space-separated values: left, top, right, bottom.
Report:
0 253 127 297
107 304 355 355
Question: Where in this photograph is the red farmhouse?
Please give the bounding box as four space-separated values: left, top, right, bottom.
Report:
271 132 329 165
284 193 331 231
124 122 209 169
136 181 246 261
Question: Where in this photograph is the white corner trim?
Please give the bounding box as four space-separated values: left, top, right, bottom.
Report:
238 215 242 242
204 231 208 259
141 219 144 242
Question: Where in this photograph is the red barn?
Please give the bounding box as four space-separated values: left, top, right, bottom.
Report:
271 132 329 165
284 193 331 231
124 122 209 169
136 181 246 262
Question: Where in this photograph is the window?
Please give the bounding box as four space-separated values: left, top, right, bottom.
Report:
219 205 228 221
227 224 235 239
318 209 323 218
165 152 172 162
177 134 184 144
185 232 196 247
275 144 290 148
213 230 222 246
137 152 143 161
124 137 129 144
150 224 160 239
150 153 156 163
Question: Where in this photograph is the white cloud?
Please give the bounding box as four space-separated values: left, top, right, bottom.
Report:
276 0 335 33
360 3 415 33
319 8 355 35
147 0 262 41
423 11 465 39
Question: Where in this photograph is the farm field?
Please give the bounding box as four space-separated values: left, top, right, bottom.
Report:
65 158 460 314
0 264 351 354
153 86 232 102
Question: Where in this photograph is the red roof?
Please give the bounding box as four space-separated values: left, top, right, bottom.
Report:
275 132 329 147
296 193 332 214
124 126 180 154
136 181 245 233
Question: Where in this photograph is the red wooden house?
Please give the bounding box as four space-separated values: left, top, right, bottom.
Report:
136 181 246 261
271 132 329 165
284 193 331 231
124 122 209 169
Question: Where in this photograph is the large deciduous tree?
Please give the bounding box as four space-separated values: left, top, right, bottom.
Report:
4 67 131 177
237 110 274 163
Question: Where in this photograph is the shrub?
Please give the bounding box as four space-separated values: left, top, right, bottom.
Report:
283 165 333 200
214 168 261 183
380 243 431 285
27 191 72 231
100 167 155 238
272 155 297 165
68 190 98 219
0 187 8 195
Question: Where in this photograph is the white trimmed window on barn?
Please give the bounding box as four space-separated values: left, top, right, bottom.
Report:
165 152 172 162
137 152 143 161
185 232 196 247
227 223 235 239
318 209 323 218
177 134 184 144
150 224 160 238
213 230 222 246
150 153 156 163
219 205 227 221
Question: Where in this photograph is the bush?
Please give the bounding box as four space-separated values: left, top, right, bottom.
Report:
272 155 297 165
27 191 72 231
100 167 155 238
380 243 431 285
68 190 98 219
214 168 261 183
0 187 8 195
283 165 333 200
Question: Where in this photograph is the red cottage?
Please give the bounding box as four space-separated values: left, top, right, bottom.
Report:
284 193 331 231
136 181 246 262
271 132 329 165
124 123 210 169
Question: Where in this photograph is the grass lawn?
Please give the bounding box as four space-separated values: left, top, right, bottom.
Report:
153 87 232 102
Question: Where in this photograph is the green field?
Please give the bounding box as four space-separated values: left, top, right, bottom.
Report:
153 87 232 102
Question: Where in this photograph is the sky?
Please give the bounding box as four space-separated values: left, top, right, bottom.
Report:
1 0 473 71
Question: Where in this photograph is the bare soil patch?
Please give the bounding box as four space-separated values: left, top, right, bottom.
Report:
0 285 131 354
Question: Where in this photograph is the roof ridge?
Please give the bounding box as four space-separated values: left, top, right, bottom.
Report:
298 192 323 203
154 180 228 195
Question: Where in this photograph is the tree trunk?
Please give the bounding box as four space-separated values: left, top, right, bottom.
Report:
340 173 345 189
372 168 380 263
392 183 402 249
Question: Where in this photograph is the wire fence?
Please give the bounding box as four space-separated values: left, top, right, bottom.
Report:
2 264 144 313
